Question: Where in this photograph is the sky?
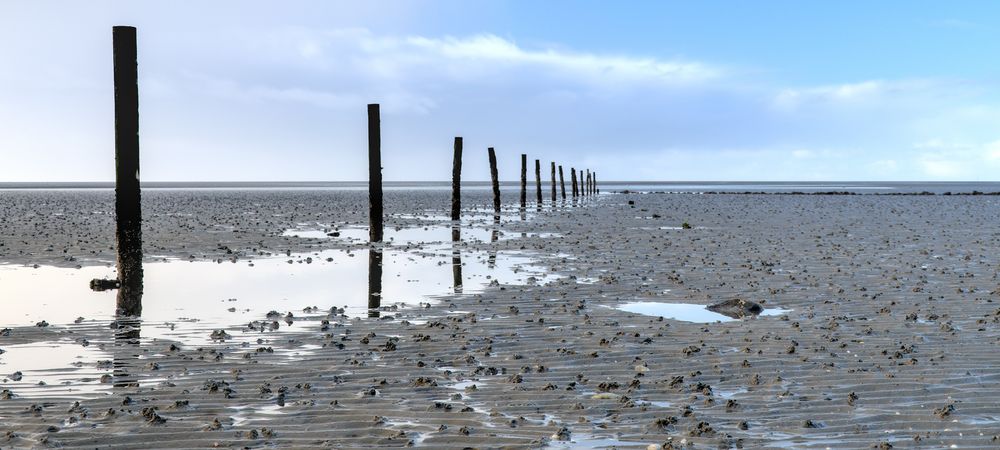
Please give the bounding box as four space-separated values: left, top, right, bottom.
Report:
3 1 1000 182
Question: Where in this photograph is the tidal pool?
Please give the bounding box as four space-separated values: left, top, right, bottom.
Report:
615 302 791 323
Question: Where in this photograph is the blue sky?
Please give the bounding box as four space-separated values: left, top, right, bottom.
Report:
3 1 1000 181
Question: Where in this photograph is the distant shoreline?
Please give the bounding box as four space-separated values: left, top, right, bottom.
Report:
3 180 1000 194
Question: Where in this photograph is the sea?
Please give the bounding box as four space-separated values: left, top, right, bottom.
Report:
1 181 998 194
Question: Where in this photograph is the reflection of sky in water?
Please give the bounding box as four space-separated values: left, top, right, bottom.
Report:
615 302 790 323
282 224 560 243
0 246 556 332
0 340 113 398
0 223 564 398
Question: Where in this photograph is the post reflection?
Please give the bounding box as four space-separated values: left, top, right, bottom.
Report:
488 227 498 269
367 247 383 318
111 317 141 389
451 226 463 294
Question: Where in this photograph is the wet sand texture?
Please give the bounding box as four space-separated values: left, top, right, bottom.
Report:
2 192 1000 448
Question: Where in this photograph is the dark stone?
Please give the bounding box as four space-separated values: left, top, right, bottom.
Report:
707 299 764 319
90 278 121 291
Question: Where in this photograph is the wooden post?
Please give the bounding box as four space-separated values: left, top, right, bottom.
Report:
488 147 500 221
593 171 598 194
368 104 383 242
367 248 382 317
451 137 462 222
571 168 578 197
550 162 556 202
586 170 591 196
559 165 566 199
534 159 542 205
113 26 143 317
520 153 527 208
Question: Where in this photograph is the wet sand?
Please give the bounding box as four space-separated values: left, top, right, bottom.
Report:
2 190 1000 448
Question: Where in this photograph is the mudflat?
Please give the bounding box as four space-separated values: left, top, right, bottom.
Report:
2 190 1000 448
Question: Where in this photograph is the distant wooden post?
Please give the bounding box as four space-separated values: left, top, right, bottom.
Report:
593 171 598 194
488 147 500 221
571 168 578 197
520 154 527 208
113 26 143 317
550 162 556 202
534 159 542 205
451 137 462 222
559 165 566 199
368 104 383 242
586 170 591 196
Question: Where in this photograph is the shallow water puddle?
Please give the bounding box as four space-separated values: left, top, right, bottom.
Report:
229 403 285 427
615 302 791 323
283 225 560 244
0 340 112 398
0 246 555 331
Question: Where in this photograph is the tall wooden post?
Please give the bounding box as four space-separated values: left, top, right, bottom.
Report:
520 154 527 208
550 162 556 202
113 26 143 317
488 148 500 221
368 104 383 242
559 165 566 199
534 159 542 205
586 170 591 196
451 137 462 222
593 171 598 194
571 168 578 198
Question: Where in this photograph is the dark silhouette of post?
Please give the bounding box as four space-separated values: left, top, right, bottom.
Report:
593 171 598 194
559 165 566 199
488 147 500 221
586 170 591 196
550 162 556 202
451 137 462 222
367 248 382 317
520 154 527 208
571 168 578 198
534 159 542 205
113 26 143 317
368 104 383 242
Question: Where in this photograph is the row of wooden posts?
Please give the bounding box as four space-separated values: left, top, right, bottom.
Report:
110 26 598 317
368 107 599 242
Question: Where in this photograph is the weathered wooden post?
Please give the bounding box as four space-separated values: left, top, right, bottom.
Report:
550 162 556 202
534 159 542 205
367 248 383 317
520 154 527 208
368 104 383 242
559 165 566 199
593 171 598 194
571 168 578 198
488 147 500 221
451 137 462 222
113 26 143 317
586 170 591 196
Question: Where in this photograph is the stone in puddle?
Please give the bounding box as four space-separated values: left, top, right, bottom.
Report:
706 299 763 319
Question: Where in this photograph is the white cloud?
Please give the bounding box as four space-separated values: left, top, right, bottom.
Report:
771 79 950 111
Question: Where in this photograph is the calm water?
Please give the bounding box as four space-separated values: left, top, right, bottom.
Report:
3 181 1000 194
